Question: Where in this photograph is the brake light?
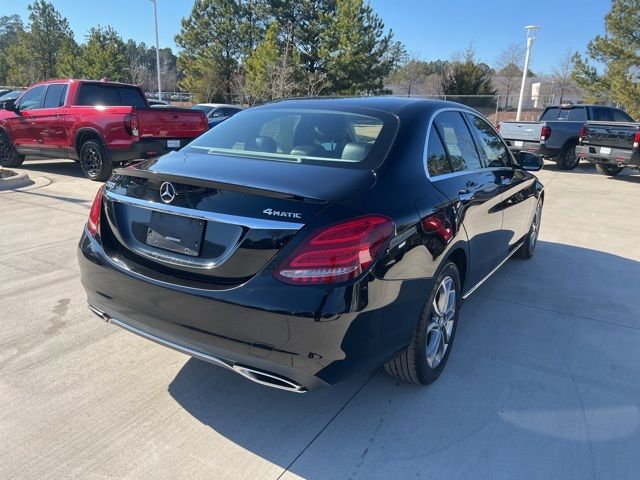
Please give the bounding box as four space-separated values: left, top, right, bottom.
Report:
274 215 394 285
540 126 551 141
87 186 104 236
496 123 501 132
124 113 139 139
578 127 586 145
634 131 640 149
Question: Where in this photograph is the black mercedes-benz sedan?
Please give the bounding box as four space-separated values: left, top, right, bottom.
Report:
79 97 544 393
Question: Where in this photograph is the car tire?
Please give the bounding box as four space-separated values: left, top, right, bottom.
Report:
516 197 543 260
0 130 25 168
557 143 579 170
79 139 113 182
384 262 461 385
595 163 624 176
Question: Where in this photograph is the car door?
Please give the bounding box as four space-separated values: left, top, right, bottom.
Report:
6 85 46 155
465 112 535 260
427 110 503 287
35 83 69 158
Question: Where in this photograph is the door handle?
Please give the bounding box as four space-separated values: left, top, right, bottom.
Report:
55 113 64 118
458 190 473 202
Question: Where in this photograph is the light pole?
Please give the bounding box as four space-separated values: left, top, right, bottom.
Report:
516 25 540 121
150 0 162 101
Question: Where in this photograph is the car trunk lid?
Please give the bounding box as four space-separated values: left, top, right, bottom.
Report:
101 151 376 285
499 122 542 143
581 122 640 150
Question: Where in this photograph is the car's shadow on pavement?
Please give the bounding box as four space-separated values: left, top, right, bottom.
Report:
543 160 640 182
167 240 640 478
18 159 87 179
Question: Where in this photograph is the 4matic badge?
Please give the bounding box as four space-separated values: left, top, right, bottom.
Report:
263 208 302 219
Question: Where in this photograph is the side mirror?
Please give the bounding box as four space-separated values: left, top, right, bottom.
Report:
3 99 17 112
517 151 544 171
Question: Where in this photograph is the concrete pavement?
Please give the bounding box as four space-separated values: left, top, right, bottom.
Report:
1 159 639 479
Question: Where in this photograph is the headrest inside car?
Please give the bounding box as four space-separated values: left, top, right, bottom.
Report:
341 142 372 161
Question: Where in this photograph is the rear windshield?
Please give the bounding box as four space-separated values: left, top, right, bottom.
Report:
76 84 147 107
183 107 397 169
191 105 214 116
540 107 586 121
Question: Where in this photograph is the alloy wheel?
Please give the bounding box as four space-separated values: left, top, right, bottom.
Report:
426 276 456 369
529 200 542 252
0 136 9 163
83 146 102 177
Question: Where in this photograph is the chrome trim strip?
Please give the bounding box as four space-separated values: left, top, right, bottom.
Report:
104 191 304 230
462 241 524 299
93 306 307 393
422 107 517 182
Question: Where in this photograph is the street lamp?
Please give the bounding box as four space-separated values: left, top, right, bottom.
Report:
516 25 540 121
150 0 162 101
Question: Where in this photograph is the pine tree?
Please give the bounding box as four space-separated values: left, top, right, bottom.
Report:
81 26 128 82
572 0 640 117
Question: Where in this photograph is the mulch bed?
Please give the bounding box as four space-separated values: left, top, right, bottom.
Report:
0 168 17 179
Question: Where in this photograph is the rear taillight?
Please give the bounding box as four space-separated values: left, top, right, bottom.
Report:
87 186 104 236
274 215 394 285
496 123 501 132
634 131 640 149
540 126 551 141
124 113 139 139
578 127 586 145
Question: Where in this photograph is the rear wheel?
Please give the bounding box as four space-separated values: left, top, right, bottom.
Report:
79 139 113 182
516 197 543 259
0 131 25 168
557 143 579 170
595 163 624 176
384 262 461 385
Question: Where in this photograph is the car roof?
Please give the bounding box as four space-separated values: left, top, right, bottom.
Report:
258 96 475 115
195 103 244 109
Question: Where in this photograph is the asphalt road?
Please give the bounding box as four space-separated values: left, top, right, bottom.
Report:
1 159 639 480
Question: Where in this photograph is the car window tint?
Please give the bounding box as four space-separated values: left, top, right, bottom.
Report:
17 85 46 110
426 128 452 177
567 108 587 121
613 110 633 122
466 114 511 168
592 107 613 122
433 111 481 171
43 84 67 108
540 108 560 121
77 84 146 107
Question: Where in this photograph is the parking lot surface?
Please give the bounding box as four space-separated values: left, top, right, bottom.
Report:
1 159 639 480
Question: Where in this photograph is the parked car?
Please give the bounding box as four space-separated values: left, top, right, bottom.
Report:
0 80 208 180
191 103 244 128
148 99 172 108
0 89 25 109
576 121 640 176
498 104 633 170
79 97 544 392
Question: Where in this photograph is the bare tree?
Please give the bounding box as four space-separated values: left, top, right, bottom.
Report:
551 49 576 104
396 53 426 97
494 42 525 108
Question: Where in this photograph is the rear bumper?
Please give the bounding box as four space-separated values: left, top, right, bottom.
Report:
504 140 559 159
576 145 640 168
78 230 432 391
110 138 192 163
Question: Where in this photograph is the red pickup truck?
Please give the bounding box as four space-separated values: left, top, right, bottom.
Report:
0 79 208 180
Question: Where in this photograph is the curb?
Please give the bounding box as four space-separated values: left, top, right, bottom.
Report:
0 171 34 191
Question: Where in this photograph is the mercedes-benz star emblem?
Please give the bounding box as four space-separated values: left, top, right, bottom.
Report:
159 182 176 204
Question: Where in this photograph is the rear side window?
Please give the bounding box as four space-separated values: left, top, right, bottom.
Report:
613 110 633 122
77 84 147 107
466 114 511 167
541 107 587 121
567 108 587 121
433 111 482 172
592 107 614 122
426 129 452 177
43 84 68 108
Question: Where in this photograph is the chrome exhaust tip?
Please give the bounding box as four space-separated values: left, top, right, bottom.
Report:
232 365 307 393
88 304 110 322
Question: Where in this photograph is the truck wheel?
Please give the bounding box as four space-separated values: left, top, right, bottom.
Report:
384 262 461 385
79 139 113 182
595 164 624 176
0 131 25 168
557 144 579 170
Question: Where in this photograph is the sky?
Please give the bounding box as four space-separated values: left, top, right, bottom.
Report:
2 0 612 74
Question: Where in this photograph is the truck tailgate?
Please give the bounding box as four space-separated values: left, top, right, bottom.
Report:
136 108 208 139
499 122 542 142
581 122 640 149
